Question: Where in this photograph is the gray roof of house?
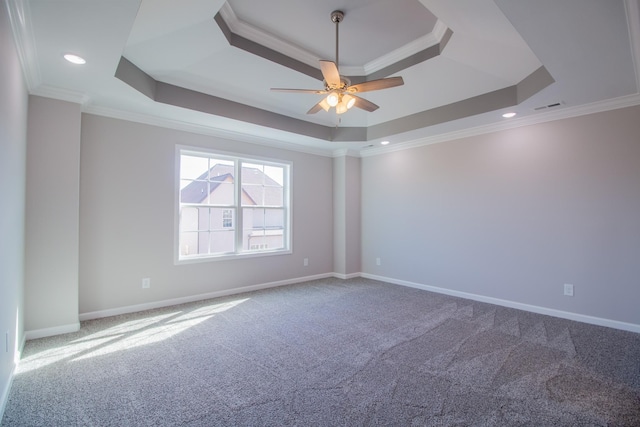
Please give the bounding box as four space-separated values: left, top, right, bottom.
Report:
181 164 282 205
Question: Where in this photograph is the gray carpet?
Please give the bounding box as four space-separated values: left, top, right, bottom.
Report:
2 278 640 426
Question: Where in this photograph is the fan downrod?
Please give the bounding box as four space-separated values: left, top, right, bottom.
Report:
330 11 344 71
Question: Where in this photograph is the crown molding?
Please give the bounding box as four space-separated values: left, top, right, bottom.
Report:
6 0 41 91
83 104 335 158
31 84 90 105
360 93 640 157
331 148 361 158
360 19 448 75
83 91 640 161
218 2 320 69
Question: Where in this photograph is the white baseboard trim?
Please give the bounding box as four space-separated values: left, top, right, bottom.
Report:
24 322 81 341
0 365 15 425
79 272 335 322
361 273 640 334
333 272 362 280
0 332 25 423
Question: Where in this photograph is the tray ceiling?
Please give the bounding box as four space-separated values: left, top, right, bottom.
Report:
9 0 640 155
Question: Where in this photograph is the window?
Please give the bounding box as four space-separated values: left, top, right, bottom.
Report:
177 147 291 261
222 209 233 228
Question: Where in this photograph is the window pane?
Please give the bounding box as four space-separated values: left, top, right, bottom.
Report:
245 229 265 251
264 186 283 206
222 209 233 228
209 208 235 231
242 208 284 252
264 165 284 186
243 229 284 251
265 209 284 229
242 183 263 206
243 207 263 229
180 155 209 182
207 159 234 181
181 156 235 205
180 207 199 232
198 207 209 231
179 231 198 256
210 230 235 254
181 180 209 204
241 163 284 207
197 232 210 254
208 181 234 205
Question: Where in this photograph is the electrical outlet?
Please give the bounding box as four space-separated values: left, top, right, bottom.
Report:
303 258 309 266
376 257 381 266
142 278 151 289
563 283 574 297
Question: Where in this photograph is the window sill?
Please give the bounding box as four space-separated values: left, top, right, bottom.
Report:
175 249 292 265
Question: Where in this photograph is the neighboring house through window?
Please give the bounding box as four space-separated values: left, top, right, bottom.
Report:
222 209 233 228
177 147 291 261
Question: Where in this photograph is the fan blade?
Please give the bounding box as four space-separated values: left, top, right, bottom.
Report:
307 102 324 114
347 76 404 93
319 60 341 88
307 98 331 114
271 88 327 94
352 95 379 112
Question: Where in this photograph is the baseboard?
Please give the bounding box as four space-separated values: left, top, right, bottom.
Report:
361 273 640 334
0 364 14 425
0 367 13 425
0 333 26 423
79 272 335 322
24 322 81 341
333 272 362 280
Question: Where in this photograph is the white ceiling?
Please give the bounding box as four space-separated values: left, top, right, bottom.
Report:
9 0 640 156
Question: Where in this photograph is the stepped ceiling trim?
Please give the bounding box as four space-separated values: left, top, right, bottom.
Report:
116 56 553 142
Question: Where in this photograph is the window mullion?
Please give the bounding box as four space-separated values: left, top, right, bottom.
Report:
235 160 243 253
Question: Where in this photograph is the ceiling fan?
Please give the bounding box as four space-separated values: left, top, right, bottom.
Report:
271 10 404 115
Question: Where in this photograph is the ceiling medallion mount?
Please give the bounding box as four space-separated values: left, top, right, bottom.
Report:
270 9 404 115
330 10 344 24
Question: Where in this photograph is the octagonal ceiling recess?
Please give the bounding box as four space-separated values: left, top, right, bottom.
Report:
117 0 552 143
219 0 441 75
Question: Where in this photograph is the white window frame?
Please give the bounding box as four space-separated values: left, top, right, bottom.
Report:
175 145 292 264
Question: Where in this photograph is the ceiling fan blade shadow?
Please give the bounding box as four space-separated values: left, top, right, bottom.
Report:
271 88 327 94
347 76 404 93
352 95 379 112
319 60 341 88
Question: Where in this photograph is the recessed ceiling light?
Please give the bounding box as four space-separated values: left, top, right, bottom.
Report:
63 54 86 65
502 112 516 118
380 140 390 145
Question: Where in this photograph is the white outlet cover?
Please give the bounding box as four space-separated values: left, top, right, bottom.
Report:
564 283 574 296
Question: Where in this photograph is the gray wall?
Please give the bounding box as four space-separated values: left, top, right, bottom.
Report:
362 105 640 327
0 1 28 416
344 156 362 275
333 156 346 275
333 155 362 277
24 97 81 335
79 114 334 315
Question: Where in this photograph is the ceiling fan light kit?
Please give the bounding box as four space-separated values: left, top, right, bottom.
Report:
271 10 404 115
